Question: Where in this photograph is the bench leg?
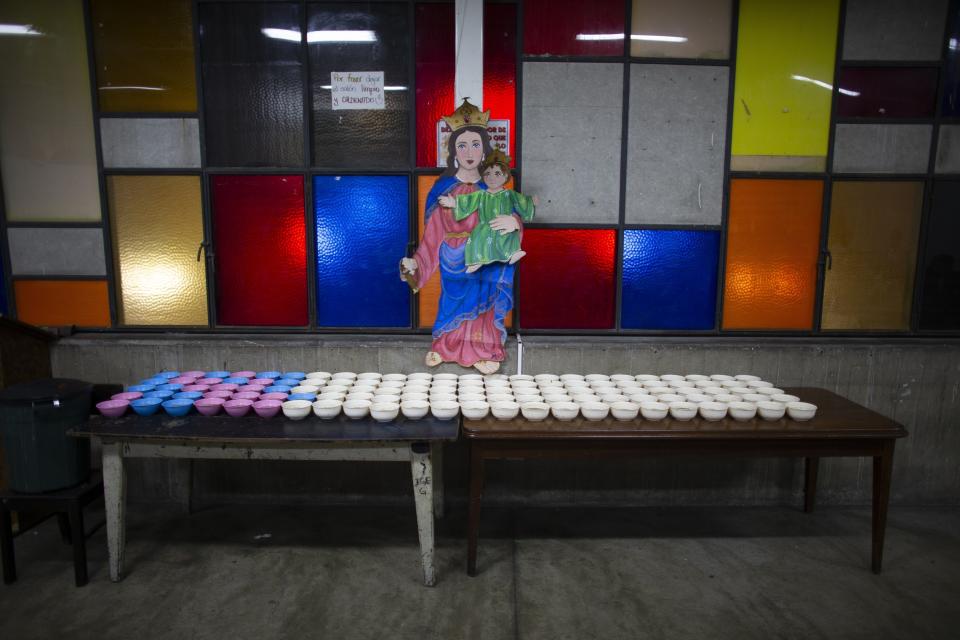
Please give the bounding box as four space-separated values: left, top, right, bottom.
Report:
872 440 895 574
57 513 72 544
102 442 127 582
1 502 15 584
467 443 484 577
804 457 819 513
410 443 435 587
69 503 88 587
431 442 444 519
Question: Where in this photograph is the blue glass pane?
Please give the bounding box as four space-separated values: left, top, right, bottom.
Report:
313 175 410 327
621 230 720 330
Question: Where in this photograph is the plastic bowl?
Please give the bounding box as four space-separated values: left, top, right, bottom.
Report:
288 392 317 402
786 401 817 421
274 378 300 388
130 397 163 416
161 399 194 417
407 372 432 382
698 401 728 422
256 371 282 380
126 384 155 393
197 378 223 386
231 371 257 379
430 400 460 420
157 383 183 392
182 384 211 393
112 391 143 402
169 376 198 385
757 401 786 421
282 372 307 381
260 392 289 401
281 399 312 420
194 397 225 416
173 391 204 401
223 399 254 417
181 370 206 378
490 401 519 420
728 401 757 422
237 385 265 394
343 399 371 419
520 402 550 421
143 390 175 400
223 377 249 385
610 401 640 421
460 400 490 420
370 402 400 423
400 399 430 420
251 378 275 386
640 401 669 421
157 371 181 379
203 390 233 400
669 402 698 421
205 370 229 379
97 399 130 417
580 402 610 421
291 385 321 395
252 399 282 418
312 399 342 419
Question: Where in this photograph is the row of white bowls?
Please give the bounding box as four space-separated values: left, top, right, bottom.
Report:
278 372 817 423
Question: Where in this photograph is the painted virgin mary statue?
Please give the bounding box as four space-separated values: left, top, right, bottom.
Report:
400 100 522 375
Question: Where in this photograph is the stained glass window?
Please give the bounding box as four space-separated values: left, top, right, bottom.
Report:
836 68 939 119
524 0 625 57
14 280 111 328
918 180 960 329
630 0 732 59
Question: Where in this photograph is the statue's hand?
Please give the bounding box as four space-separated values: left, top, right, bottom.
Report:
532 195 540 207
438 194 456 208
489 215 520 235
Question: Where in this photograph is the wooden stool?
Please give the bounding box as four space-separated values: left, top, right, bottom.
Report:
1 472 103 587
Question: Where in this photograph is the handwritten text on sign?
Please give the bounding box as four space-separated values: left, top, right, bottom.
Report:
436 120 510 168
331 71 384 110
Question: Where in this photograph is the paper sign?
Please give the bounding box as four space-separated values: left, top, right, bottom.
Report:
331 71 384 110
436 120 510 167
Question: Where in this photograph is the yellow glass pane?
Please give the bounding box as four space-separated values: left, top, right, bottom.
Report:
91 0 197 112
631 0 732 59
416 175 513 329
107 175 208 325
821 182 922 330
0 0 101 222
731 0 840 172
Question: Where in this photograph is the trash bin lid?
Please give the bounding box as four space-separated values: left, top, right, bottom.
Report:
0 378 92 406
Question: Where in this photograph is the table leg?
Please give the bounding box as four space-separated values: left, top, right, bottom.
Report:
1 501 15 584
804 457 819 513
68 502 88 587
467 442 484 577
410 442 435 587
872 440 895 574
102 442 127 582
431 442 444 519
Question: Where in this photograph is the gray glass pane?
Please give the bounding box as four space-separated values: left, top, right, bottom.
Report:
9 228 106 276
100 118 200 168
935 125 960 173
309 3 409 169
521 62 622 224
200 2 304 167
626 64 727 225
832 124 931 173
843 0 948 61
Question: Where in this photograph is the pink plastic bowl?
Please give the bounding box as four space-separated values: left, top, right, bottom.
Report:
182 384 210 392
251 378 275 386
237 384 264 393
111 391 142 402
233 391 261 401
97 399 129 417
211 383 239 392
252 399 282 418
197 377 223 385
169 376 198 385
224 399 254 417
182 370 206 378
203 390 233 400
194 397 225 416
260 392 288 401
231 371 257 379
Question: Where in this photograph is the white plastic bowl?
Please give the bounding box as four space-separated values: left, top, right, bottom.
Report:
430 400 460 420
370 402 400 422
509 374 534 383
772 394 801 404
757 387 785 396
714 394 740 405
312 399 342 419
709 374 734 382
747 380 773 389
459 392 487 403
400 399 429 420
609 374 635 382
669 401 698 421
757 401 786 421
635 374 660 382
487 393 515 404
460 400 490 420
379 380 405 390
331 372 358 381
668 380 695 389
610 401 639 421
382 373 407 383
306 371 332 380
357 372 382 381
786 401 817 421
491 401 520 420
684 374 710 382
433 373 458 382
698 401 728 421
580 402 610 421
515 394 544 405
640 401 669 421
735 374 761 382
291 385 321 394
584 374 610 382
742 393 767 403
281 400 313 420
727 401 757 422
342 399 371 419
655 393 684 404
345 391 374 402
407 372 433 382
572 393 601 404
560 374 585 382
660 374 685 383
550 401 579 421
728 386 753 396
520 402 550 421
534 374 560 383
374 387 402 397
400 392 428 403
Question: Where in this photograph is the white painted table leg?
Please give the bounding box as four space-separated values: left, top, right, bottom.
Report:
410 443 435 586
431 442 444 519
102 441 127 582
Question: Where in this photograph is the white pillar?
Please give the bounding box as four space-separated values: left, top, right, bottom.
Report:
454 0 484 109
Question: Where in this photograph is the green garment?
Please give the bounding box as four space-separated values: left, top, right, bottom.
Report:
453 189 536 267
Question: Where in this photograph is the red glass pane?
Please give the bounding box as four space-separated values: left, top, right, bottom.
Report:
518 229 616 329
524 0 625 57
415 3 516 168
837 67 939 118
211 175 307 326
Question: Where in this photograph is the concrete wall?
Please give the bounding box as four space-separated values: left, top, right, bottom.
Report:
52 334 960 507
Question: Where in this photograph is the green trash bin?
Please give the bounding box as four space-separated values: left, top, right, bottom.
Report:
0 378 92 493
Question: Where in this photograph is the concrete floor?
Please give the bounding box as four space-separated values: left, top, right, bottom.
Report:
1 502 958 640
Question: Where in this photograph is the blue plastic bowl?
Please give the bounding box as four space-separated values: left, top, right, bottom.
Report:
207 370 231 379
157 371 181 379
288 392 317 401
283 372 307 380
274 378 300 387
140 377 167 386
157 383 183 392
161 398 194 417
143 390 175 400
131 397 163 416
256 371 282 379
173 391 203 400
223 377 249 385
263 385 292 393
127 384 155 393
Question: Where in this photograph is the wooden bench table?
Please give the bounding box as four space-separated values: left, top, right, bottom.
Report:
71 412 457 586
464 388 907 576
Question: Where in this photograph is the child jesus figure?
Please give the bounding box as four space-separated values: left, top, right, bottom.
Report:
438 150 536 273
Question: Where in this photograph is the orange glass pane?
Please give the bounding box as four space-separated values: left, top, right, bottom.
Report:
14 280 111 327
416 175 512 329
723 179 823 330
91 0 197 112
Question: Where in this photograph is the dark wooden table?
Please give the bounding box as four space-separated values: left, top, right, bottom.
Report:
464 388 907 576
72 413 459 586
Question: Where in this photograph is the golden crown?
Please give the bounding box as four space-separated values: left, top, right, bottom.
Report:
442 98 491 131
482 149 511 171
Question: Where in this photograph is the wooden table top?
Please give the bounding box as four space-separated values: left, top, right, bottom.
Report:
463 388 907 441
71 412 461 444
